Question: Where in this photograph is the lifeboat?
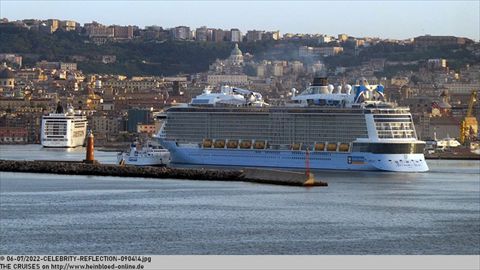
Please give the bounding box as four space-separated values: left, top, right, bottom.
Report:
227 140 239 149
214 139 225 148
314 142 325 151
326 143 338 151
291 143 301 151
240 140 252 149
338 143 350 152
203 138 212 148
254 140 265 149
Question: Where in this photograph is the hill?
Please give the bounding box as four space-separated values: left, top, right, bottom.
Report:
1 27 478 77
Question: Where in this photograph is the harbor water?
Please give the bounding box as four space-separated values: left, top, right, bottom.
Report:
1 145 479 254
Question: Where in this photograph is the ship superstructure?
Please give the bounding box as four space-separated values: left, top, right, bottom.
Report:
41 104 88 148
156 78 428 172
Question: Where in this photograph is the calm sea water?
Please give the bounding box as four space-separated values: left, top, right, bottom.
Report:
0 145 479 254
0 144 119 164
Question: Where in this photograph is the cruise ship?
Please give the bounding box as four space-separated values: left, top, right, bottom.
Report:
41 103 88 148
156 78 429 172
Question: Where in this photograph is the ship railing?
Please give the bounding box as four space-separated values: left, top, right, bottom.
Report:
289 142 352 153
367 108 411 114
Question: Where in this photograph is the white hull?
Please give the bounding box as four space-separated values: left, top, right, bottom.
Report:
41 136 85 148
117 143 171 166
117 154 170 166
159 140 429 172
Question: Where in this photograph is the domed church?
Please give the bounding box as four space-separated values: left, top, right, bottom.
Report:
209 43 245 75
229 43 244 66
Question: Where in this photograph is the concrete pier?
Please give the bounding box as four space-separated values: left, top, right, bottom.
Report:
0 160 328 187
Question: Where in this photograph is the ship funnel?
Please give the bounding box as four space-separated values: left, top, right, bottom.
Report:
55 102 64 113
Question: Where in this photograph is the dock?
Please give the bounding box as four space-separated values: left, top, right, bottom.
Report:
0 160 328 187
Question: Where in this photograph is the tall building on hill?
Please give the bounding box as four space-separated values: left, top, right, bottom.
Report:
212 29 225 42
246 30 263 42
172 26 191 40
85 21 114 38
230 29 242 42
195 26 208 41
113 25 133 39
263 31 280 40
60 20 77 31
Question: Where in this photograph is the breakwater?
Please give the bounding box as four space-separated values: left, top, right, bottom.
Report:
0 160 327 187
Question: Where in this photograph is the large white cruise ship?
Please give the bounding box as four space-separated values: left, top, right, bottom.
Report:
41 103 88 148
156 77 429 172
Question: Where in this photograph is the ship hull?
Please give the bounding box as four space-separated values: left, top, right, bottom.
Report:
116 154 170 166
41 137 85 148
159 140 429 172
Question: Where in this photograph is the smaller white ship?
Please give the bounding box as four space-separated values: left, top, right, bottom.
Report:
117 141 170 166
41 102 88 148
434 133 461 151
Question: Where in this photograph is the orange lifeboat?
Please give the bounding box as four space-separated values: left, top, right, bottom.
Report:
203 139 212 148
326 143 337 151
214 139 225 148
338 143 350 152
314 142 325 151
254 140 265 149
240 140 252 149
291 143 301 151
227 140 239 149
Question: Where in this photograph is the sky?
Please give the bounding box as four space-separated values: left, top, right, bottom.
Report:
1 0 479 40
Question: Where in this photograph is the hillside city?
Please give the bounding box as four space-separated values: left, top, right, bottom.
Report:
0 18 479 149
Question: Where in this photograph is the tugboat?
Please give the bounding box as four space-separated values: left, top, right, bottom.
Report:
117 141 170 166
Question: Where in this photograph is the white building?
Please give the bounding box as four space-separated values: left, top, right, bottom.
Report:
60 62 77 71
317 47 344 56
290 61 304 74
272 61 285 77
230 29 242 42
207 74 248 85
256 64 267 78
318 35 333 43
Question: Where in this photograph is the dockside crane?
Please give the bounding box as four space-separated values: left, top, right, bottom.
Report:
459 90 478 145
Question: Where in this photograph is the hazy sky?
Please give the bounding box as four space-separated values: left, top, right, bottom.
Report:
1 0 479 40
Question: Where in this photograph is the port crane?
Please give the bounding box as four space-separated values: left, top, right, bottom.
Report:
459 90 478 144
